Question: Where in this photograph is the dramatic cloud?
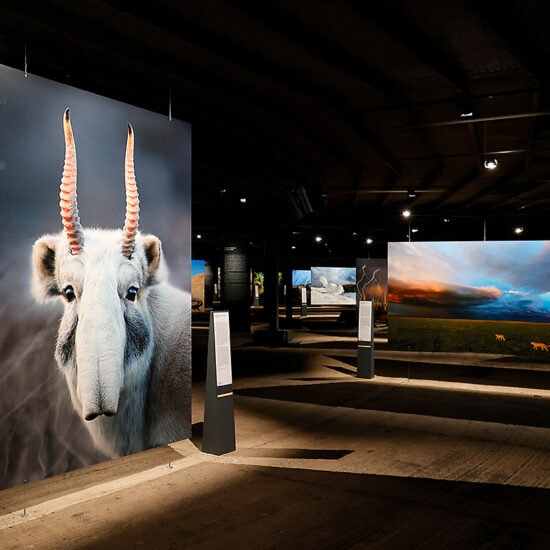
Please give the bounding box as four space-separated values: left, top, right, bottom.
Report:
388 279 502 308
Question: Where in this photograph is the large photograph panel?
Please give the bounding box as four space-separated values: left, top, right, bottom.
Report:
192 259 206 311
0 65 192 489
387 241 550 354
310 266 356 305
356 258 388 325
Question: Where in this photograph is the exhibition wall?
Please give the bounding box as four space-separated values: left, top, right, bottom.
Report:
0 65 192 489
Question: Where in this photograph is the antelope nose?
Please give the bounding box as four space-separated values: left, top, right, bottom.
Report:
84 409 117 421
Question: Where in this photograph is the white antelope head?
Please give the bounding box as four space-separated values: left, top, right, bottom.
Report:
32 110 165 424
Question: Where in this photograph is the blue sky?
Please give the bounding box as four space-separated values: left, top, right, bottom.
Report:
292 270 311 286
191 259 205 278
311 266 356 286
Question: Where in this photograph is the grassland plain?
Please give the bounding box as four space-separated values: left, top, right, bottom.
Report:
388 316 550 358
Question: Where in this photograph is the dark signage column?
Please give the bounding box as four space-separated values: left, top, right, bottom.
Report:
357 300 375 378
203 311 236 455
221 242 251 332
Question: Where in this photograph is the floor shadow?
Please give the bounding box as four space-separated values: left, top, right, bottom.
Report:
76 464 550 549
324 365 356 376
292 340 358 349
235 381 550 428
326 355 550 390
191 422 204 450
236 448 353 460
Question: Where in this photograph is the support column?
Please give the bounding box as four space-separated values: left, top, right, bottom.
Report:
258 225 292 345
204 259 214 309
221 241 250 332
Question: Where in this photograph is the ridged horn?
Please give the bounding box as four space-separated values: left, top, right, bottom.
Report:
121 123 139 258
59 109 84 255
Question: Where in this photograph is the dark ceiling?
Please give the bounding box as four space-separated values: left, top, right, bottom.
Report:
2 0 550 264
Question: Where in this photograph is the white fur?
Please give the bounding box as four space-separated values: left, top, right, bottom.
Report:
32 228 191 457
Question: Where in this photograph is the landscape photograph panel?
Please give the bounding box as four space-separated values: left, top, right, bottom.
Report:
387 241 550 355
310 266 356 305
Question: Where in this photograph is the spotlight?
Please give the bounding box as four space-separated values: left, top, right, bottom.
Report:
196 234 202 239
484 158 498 170
411 227 419 233
402 208 411 218
315 235 323 243
366 237 373 245
240 197 247 203
407 187 417 199
514 226 524 234
457 97 473 118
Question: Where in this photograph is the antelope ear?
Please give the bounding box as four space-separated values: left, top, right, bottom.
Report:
32 235 61 302
141 234 169 287
142 235 162 272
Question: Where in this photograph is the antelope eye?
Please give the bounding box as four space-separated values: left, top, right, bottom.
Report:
63 285 76 302
126 286 138 301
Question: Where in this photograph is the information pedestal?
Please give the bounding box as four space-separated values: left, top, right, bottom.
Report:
357 301 375 379
203 311 236 455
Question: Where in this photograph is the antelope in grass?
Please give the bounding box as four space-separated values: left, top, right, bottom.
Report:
31 110 191 457
530 341 549 351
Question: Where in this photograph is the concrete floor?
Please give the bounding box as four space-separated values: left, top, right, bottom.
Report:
1 323 550 549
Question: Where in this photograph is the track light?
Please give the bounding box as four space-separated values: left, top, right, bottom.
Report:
484 158 498 170
457 97 473 118
407 187 417 198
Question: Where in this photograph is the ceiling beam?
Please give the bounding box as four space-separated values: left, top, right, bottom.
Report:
470 0 544 85
346 0 470 94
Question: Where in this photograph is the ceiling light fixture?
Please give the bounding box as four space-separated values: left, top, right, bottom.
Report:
366 237 373 245
514 226 524 234
483 122 498 170
315 235 323 243
402 208 411 218
484 158 498 170
407 187 417 198
240 197 247 203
